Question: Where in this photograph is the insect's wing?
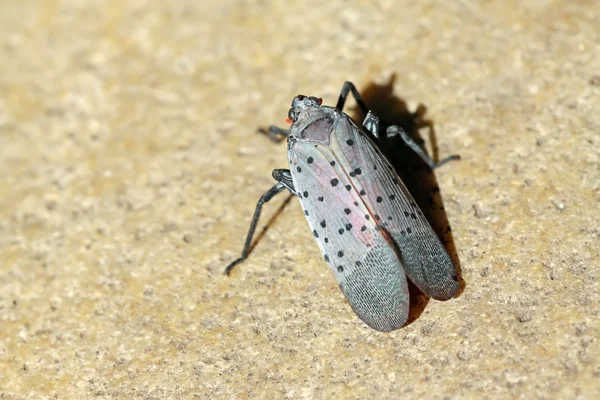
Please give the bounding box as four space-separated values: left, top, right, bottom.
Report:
333 117 459 301
289 139 409 332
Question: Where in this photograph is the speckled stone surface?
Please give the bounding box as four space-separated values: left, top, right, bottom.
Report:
1 1 599 399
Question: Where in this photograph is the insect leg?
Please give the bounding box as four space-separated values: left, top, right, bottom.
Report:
259 125 290 143
224 170 296 275
386 125 460 169
362 111 380 140
336 81 369 115
271 168 295 192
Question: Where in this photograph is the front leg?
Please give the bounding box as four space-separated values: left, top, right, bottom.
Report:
336 81 369 115
224 169 296 275
259 125 289 143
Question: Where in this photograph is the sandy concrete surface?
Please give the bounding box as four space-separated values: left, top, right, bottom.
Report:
1 0 599 399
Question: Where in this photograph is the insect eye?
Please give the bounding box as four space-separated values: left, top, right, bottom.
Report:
288 107 297 122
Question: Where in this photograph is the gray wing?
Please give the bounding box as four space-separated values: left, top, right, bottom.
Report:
330 116 459 301
289 138 409 332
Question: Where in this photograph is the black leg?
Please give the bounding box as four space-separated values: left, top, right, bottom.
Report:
259 125 289 143
336 81 369 115
272 169 295 192
361 111 381 143
432 154 461 169
386 125 460 170
224 170 296 275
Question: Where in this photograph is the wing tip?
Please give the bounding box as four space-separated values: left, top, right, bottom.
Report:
365 316 408 332
428 277 460 301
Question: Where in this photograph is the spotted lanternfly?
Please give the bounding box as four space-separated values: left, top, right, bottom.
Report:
225 82 459 332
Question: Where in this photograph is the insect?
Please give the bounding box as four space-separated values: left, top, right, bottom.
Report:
225 82 459 332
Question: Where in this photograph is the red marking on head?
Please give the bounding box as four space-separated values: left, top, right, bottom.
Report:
285 118 292 124
318 98 323 105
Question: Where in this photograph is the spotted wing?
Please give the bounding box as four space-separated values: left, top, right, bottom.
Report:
289 139 409 332
330 116 459 301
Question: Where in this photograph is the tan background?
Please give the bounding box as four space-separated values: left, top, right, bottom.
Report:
1 0 599 399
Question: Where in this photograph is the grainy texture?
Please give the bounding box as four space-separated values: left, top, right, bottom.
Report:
1 0 599 399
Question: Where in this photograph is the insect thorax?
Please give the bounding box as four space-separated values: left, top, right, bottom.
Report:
289 106 338 148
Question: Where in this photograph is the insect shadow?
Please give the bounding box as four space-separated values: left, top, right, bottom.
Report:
352 74 466 326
